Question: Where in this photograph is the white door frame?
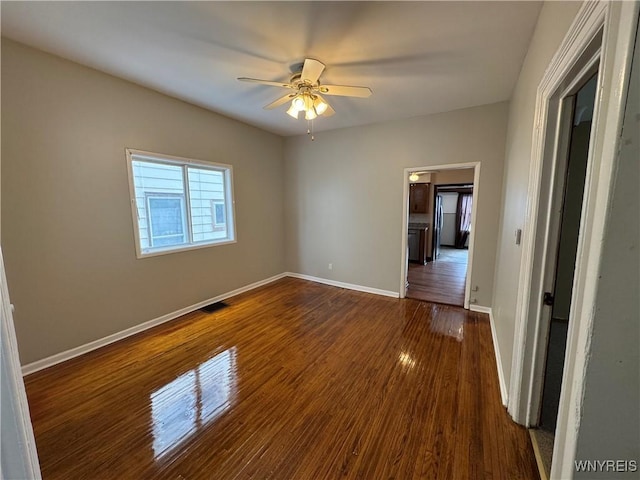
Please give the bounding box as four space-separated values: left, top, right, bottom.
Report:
399 161 480 310
0 247 42 479
531 55 601 434
507 1 639 478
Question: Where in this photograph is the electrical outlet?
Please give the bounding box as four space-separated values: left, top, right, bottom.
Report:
328 263 333 270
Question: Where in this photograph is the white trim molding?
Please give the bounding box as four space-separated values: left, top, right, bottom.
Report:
470 305 508 406
286 272 399 298
469 304 491 314
22 273 287 376
508 1 639 479
1 248 42 478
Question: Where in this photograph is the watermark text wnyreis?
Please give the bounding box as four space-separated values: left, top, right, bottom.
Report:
575 459 637 473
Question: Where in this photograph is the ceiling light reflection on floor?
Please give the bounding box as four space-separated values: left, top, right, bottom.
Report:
398 351 416 369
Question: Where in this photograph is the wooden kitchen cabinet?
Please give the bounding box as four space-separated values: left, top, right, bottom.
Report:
408 226 429 264
408 229 420 262
409 183 429 213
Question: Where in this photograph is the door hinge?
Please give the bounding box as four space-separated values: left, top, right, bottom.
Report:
543 291 554 306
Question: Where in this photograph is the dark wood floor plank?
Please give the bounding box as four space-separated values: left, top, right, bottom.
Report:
25 278 538 479
407 247 468 306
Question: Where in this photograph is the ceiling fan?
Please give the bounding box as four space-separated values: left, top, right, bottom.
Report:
238 58 372 121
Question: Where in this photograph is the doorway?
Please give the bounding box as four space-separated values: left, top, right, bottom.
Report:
530 72 598 478
403 168 475 307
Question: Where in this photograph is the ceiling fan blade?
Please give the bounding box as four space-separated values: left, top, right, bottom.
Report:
264 93 296 110
317 84 372 98
301 58 325 84
237 77 293 89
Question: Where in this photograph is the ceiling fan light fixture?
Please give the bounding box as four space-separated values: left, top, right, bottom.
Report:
303 93 314 111
292 95 306 111
286 103 300 118
289 92 325 121
313 96 328 115
238 57 372 126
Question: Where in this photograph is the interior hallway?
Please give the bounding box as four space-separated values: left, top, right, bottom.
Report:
406 247 468 306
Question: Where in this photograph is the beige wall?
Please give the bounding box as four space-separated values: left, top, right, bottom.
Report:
491 1 581 389
1 40 285 365
284 102 508 306
432 169 475 186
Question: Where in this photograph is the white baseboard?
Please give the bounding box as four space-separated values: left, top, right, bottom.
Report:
21 273 287 376
285 272 399 298
470 305 508 406
469 304 491 314
489 309 509 406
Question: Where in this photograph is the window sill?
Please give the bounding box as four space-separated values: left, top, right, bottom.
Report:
136 239 237 259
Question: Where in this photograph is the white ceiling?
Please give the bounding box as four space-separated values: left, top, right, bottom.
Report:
1 1 542 136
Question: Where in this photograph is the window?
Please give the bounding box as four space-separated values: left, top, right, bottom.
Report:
147 195 186 247
126 149 236 257
212 200 226 231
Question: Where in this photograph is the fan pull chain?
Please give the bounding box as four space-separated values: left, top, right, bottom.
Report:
307 119 315 141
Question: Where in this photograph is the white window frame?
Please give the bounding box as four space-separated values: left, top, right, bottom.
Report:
126 148 237 258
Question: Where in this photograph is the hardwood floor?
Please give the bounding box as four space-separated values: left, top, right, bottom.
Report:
407 247 468 306
25 278 538 480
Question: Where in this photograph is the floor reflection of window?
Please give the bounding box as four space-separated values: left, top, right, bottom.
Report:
151 348 237 458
